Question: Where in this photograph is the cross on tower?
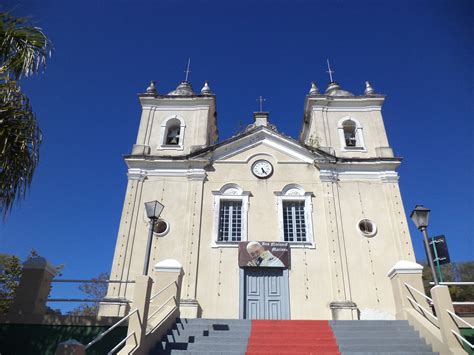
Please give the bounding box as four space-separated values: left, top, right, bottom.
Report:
257 96 266 112
184 58 191 82
326 59 335 82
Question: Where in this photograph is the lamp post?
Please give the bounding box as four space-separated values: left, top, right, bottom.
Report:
410 205 439 285
143 200 164 275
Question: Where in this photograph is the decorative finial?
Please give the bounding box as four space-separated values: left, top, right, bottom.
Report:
256 96 266 112
364 81 375 95
184 58 191 82
146 80 157 94
309 82 320 96
201 80 212 95
326 59 335 83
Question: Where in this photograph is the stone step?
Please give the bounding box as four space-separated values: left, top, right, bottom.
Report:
338 344 433 352
171 337 248 345
178 318 251 324
174 324 251 332
165 333 250 343
330 320 410 325
247 344 340 352
332 330 420 337
247 352 340 355
185 343 248 351
169 351 245 355
168 329 251 339
341 353 438 355
336 339 428 347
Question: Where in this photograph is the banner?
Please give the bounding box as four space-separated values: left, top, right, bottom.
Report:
239 241 290 268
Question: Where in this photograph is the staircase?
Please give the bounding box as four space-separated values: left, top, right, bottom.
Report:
330 320 438 354
152 318 438 354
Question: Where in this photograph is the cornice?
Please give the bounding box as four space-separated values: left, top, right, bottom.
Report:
304 95 385 113
139 95 215 109
127 167 207 181
318 160 400 182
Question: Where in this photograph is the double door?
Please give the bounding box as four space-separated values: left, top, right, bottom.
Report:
242 268 289 320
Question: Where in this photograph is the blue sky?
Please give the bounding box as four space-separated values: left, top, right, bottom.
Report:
1 0 472 306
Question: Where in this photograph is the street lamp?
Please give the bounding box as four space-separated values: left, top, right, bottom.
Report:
143 200 164 275
410 205 439 285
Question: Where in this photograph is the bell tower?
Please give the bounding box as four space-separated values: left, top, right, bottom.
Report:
300 80 394 159
131 80 217 157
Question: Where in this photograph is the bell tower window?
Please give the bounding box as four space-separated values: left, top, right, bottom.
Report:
337 117 366 151
343 120 357 147
165 123 180 145
160 115 185 150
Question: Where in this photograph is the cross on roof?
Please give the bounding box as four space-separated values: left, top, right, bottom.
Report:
326 59 335 82
257 96 266 112
184 58 191 82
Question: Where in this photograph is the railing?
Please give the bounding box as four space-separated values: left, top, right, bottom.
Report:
47 279 134 307
146 295 176 336
51 279 134 284
429 281 474 306
427 281 474 351
446 307 474 351
149 280 176 301
108 278 180 354
85 308 138 351
107 332 136 355
404 282 439 326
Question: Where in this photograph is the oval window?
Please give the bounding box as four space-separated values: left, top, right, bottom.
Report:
358 219 377 237
153 219 170 237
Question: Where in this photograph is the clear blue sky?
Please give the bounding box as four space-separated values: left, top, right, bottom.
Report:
1 0 472 304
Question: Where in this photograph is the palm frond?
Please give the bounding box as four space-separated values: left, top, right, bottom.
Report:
0 12 52 79
0 79 42 219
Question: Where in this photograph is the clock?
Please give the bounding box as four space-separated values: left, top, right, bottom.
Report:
251 160 273 179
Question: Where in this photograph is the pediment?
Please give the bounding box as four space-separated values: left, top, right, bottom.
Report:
191 126 333 164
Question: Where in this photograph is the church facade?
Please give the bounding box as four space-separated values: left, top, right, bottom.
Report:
101 77 416 321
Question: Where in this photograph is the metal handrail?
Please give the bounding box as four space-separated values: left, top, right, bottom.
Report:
149 281 176 301
85 309 138 350
51 279 134 284
451 330 474 349
146 298 177 336
147 295 175 321
407 296 439 323
447 309 474 329
430 282 474 286
47 298 130 303
453 302 474 306
404 282 433 302
107 331 136 355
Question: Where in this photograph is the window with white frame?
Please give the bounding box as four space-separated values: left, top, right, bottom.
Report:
218 200 242 242
212 184 250 245
283 200 307 242
337 117 365 151
275 185 314 245
160 115 186 149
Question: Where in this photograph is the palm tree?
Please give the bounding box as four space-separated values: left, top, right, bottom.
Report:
0 12 51 219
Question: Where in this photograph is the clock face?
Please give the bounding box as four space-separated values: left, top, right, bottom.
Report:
251 160 273 179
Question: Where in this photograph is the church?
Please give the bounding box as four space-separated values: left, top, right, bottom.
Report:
100 73 416 321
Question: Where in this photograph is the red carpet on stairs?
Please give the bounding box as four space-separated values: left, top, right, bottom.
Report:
246 320 340 355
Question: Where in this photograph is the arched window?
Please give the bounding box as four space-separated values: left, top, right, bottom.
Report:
160 115 185 150
337 117 366 151
275 184 314 246
212 184 250 246
342 120 357 147
165 120 181 145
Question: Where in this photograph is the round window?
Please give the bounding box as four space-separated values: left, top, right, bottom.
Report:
358 219 377 237
153 219 169 237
